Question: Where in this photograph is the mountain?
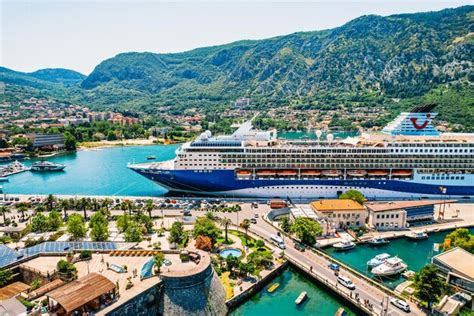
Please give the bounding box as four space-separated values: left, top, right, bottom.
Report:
0 67 86 89
79 6 473 111
0 6 472 130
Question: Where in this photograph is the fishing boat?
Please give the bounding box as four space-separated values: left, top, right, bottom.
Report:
371 257 407 276
267 283 280 293
147 156 156 160
367 253 391 268
347 169 367 177
333 240 356 251
334 307 348 316
367 236 390 246
295 291 307 305
407 231 428 240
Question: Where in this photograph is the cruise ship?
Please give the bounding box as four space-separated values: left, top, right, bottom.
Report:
129 105 474 200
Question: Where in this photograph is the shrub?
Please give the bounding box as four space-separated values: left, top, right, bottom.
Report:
195 235 212 251
79 250 92 260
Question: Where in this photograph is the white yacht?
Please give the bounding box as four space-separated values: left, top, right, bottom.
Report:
333 240 356 251
407 231 428 240
371 257 407 276
367 253 391 268
367 236 390 246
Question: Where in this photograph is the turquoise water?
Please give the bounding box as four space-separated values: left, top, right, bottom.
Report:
324 228 474 289
1 145 179 196
231 267 358 316
220 248 242 258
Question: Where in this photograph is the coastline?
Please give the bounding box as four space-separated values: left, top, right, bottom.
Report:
77 138 184 150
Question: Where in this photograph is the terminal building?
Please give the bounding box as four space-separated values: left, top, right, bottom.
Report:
365 200 455 230
432 247 474 295
28 133 65 150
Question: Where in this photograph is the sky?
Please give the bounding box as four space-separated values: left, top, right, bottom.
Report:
0 0 471 75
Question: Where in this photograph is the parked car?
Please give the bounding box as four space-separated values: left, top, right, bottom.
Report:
337 275 355 290
390 298 410 312
328 263 340 271
295 243 306 252
250 218 257 224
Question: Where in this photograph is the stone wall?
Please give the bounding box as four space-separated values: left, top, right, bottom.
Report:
159 263 227 316
106 284 162 316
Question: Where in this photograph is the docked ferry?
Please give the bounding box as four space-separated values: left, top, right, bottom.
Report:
129 105 474 200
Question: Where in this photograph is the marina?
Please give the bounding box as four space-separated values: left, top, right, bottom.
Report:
230 267 358 316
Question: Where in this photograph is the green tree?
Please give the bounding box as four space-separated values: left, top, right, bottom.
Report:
291 217 322 246
169 221 184 245
120 200 134 216
31 213 49 233
193 217 221 244
48 210 63 231
339 190 365 204
57 259 77 280
154 252 165 273
101 198 113 213
0 206 10 223
34 204 46 214
219 218 232 243
413 264 450 307
76 197 90 220
15 202 29 220
144 199 154 219
58 199 70 218
240 219 251 245
279 216 292 233
45 194 57 212
64 131 77 151
136 213 153 234
0 268 13 287
124 221 143 242
67 213 87 240
89 211 109 241
116 214 131 233
445 228 474 253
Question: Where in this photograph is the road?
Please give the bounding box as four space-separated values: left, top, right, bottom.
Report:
203 205 425 316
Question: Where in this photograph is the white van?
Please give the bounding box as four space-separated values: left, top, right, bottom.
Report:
390 298 410 312
270 234 286 249
337 275 356 290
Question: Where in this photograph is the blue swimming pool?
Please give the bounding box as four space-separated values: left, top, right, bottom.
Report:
220 248 242 258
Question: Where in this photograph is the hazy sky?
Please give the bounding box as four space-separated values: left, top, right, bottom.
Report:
0 0 470 75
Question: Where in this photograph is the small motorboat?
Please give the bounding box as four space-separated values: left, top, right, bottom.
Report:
333 240 356 251
147 156 156 160
0 177 8 182
367 236 390 246
335 307 348 316
407 231 428 240
295 291 307 305
367 253 391 268
267 283 280 293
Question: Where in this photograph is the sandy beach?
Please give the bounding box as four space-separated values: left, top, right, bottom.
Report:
78 137 166 149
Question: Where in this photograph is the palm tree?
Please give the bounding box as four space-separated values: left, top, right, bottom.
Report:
45 194 56 212
240 219 251 246
120 200 134 216
102 198 113 212
144 199 154 219
0 206 10 223
58 199 70 218
35 204 46 215
15 203 29 220
77 197 90 220
91 198 100 212
219 218 232 243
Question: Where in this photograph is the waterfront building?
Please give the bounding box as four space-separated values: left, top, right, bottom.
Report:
28 133 65 150
366 200 455 230
310 199 367 228
129 105 474 199
432 247 474 295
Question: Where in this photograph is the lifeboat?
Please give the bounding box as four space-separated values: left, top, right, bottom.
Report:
322 170 342 177
236 170 252 175
347 170 367 177
392 170 412 177
301 169 322 176
367 170 389 177
276 170 297 176
256 170 276 176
